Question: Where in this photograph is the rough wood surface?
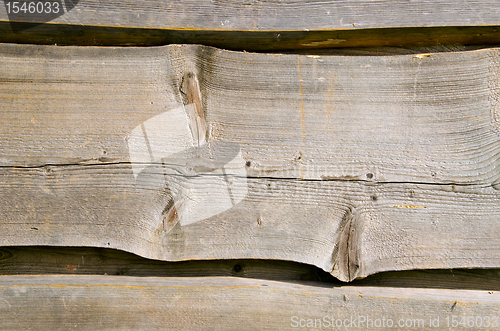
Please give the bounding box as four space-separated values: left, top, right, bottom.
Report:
2 43 500 281
0 275 499 330
1 1 500 49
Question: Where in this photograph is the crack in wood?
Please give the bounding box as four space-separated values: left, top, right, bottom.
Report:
332 208 360 282
180 72 207 146
0 163 494 187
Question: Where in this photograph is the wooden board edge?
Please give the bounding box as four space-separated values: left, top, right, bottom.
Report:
0 275 499 330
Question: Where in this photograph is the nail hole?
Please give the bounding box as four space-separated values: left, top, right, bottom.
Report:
366 173 374 179
245 161 251 167
233 264 242 273
371 195 377 201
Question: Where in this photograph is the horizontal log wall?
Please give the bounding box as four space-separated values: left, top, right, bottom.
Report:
1 43 500 281
2 1 500 327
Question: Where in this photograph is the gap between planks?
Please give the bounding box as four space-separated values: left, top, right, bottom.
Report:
0 23 499 51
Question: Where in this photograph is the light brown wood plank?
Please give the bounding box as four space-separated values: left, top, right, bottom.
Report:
0 275 500 330
2 44 500 281
5 170 500 281
3 43 500 184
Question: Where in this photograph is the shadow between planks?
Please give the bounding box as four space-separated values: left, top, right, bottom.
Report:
4 43 500 282
1 246 500 291
1 23 500 52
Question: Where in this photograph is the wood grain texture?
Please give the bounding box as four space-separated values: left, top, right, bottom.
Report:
2 43 500 281
2 0 500 31
0 275 500 330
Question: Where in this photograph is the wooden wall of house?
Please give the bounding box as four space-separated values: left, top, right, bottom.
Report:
1 1 500 329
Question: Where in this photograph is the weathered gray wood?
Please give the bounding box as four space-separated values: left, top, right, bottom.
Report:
0 275 499 330
2 43 500 281
1 2 500 49
2 0 500 31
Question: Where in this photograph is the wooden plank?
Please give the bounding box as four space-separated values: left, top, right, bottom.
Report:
2 43 500 281
0 275 500 330
3 0 500 32
1 1 500 49
2 247 500 291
